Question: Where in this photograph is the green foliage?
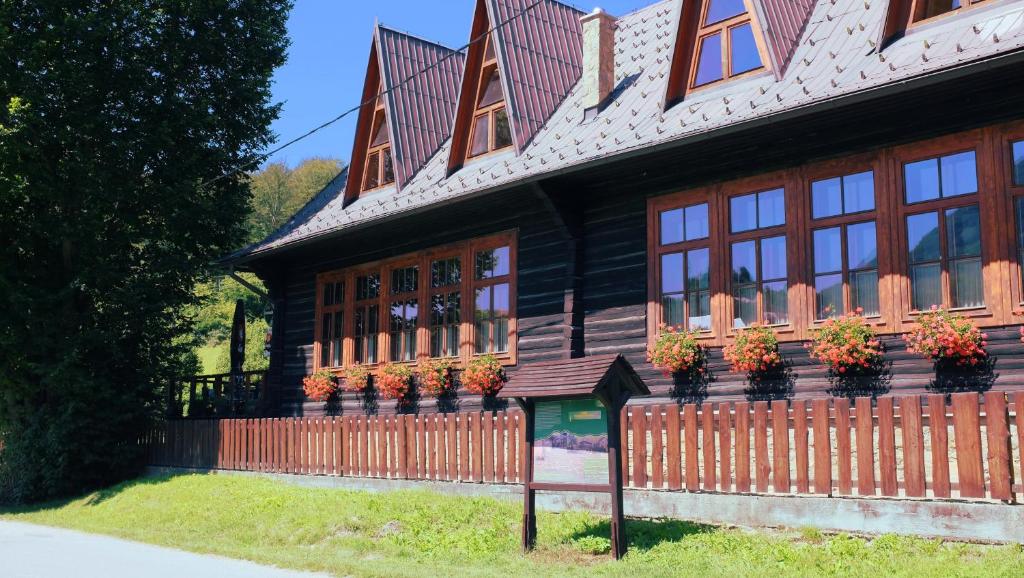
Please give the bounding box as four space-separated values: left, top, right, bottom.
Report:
0 1 290 503
189 274 268 345
3 474 1022 577
246 158 343 243
211 318 270 375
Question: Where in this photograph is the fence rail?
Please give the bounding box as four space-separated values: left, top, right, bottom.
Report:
146 391 1023 502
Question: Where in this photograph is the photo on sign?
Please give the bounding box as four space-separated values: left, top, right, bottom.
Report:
533 397 609 485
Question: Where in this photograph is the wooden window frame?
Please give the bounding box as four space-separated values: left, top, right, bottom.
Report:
889 131 1000 326
647 123 1024 349
910 0 987 26
427 254 465 359
687 0 770 92
351 269 383 367
995 121 1024 314
361 97 395 192
313 231 518 375
466 36 512 161
723 173 801 339
649 192 717 341
470 238 517 356
315 274 346 370
801 156 896 335
385 260 421 364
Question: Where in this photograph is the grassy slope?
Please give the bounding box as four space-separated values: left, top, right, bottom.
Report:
197 345 220 375
2 474 1021 578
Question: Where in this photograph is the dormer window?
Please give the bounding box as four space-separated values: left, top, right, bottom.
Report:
362 86 395 191
691 0 765 88
468 35 512 159
913 0 985 23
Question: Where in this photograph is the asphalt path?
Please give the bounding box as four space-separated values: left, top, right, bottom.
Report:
0 520 331 578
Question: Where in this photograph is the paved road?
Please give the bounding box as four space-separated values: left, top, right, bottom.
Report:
0 520 331 578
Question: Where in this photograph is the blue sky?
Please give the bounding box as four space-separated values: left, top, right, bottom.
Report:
266 0 657 167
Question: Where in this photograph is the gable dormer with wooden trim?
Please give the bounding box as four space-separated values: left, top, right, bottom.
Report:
879 0 989 48
345 34 397 205
447 0 584 174
665 0 815 107
345 25 465 206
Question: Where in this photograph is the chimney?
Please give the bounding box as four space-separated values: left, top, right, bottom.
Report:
580 7 616 115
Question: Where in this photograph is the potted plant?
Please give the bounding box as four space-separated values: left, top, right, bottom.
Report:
904 306 988 369
807 309 883 376
417 358 456 397
647 325 707 377
377 363 414 400
724 324 782 382
302 370 338 402
343 365 371 394
463 354 505 396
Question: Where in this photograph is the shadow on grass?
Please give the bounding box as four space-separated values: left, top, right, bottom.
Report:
570 517 715 552
1 472 188 513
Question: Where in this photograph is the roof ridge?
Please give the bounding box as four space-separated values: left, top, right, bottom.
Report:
376 22 464 54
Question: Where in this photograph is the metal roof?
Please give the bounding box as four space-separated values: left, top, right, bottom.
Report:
377 25 465 189
233 0 1024 263
489 0 585 151
755 0 818 76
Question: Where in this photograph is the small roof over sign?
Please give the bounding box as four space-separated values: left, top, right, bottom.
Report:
498 354 649 401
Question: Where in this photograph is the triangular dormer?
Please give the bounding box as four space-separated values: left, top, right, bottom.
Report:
447 0 584 174
665 0 815 106
879 0 989 48
345 25 464 205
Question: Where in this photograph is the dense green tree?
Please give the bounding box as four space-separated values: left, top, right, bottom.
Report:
247 157 343 242
0 1 291 503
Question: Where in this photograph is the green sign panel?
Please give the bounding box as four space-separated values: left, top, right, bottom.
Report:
533 397 609 485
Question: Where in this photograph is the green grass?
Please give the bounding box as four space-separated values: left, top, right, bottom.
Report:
2 474 1022 577
197 344 221 375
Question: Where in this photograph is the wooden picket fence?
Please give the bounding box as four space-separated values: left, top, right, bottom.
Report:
148 411 526 484
146 391 1023 502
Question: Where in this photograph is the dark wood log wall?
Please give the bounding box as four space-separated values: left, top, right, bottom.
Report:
267 191 573 416
253 62 1024 416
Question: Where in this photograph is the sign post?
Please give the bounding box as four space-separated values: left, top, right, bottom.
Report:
498 354 649 559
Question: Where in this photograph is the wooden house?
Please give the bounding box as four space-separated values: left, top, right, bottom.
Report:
226 0 1024 417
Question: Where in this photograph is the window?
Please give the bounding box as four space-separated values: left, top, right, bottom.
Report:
361 85 395 191
904 151 977 203
1014 140 1024 186
811 171 875 219
430 257 462 358
313 232 516 372
810 171 880 319
906 207 983 310
901 149 983 311
318 280 345 368
389 266 419 362
468 35 513 158
657 202 712 331
913 0 986 23
474 245 511 353
813 223 880 319
730 188 784 233
1016 198 1024 294
354 274 381 365
732 236 788 327
691 0 764 88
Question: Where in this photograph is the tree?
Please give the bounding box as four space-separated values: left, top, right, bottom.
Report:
0 1 290 504
247 157 343 242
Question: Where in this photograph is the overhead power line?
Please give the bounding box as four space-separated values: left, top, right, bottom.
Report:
201 0 546 189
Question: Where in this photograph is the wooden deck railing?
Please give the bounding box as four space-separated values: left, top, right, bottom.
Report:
146 391 1023 502
168 371 268 418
